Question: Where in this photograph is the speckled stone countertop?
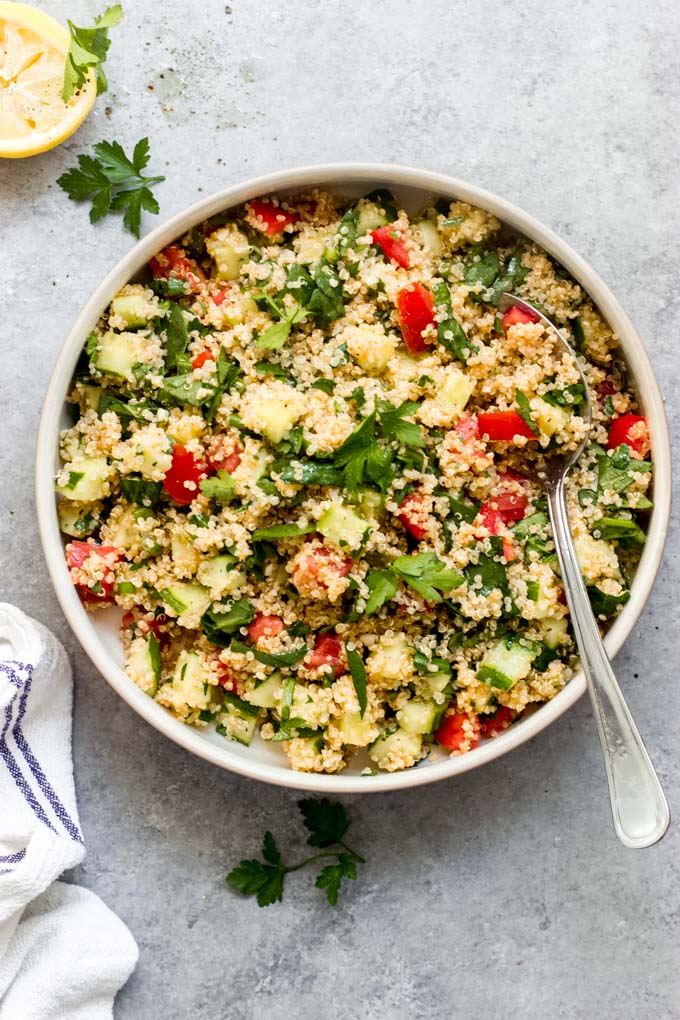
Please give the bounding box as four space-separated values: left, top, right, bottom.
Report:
1 1 679 1016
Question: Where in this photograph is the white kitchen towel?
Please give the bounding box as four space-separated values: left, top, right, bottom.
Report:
0 604 138 1019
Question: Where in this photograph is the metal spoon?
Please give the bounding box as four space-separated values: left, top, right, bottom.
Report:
498 293 670 848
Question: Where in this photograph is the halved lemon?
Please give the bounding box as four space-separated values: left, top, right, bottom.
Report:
0 1 96 158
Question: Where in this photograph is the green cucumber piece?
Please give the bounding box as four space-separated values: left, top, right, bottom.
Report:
93 331 137 378
317 503 370 551
477 636 539 691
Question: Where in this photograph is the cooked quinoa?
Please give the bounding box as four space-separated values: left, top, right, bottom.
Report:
56 188 653 774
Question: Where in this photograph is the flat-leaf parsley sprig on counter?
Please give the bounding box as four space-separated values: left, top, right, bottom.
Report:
62 4 123 102
227 799 365 907
57 138 164 237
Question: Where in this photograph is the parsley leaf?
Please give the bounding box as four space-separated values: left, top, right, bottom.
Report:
432 281 477 361
164 303 189 371
62 4 122 102
226 799 365 908
251 523 315 541
57 138 164 237
226 852 286 907
346 647 368 717
378 400 425 448
363 568 398 614
333 412 393 491
392 552 464 603
230 641 308 667
315 854 358 906
598 445 652 494
515 389 540 436
298 798 349 847
199 470 236 503
200 600 255 646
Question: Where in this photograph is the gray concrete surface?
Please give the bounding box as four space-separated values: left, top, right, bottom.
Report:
1 0 679 1016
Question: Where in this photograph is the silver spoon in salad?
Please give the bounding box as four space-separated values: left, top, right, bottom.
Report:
498 293 670 849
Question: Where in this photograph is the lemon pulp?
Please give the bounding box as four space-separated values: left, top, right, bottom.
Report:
0 1 96 158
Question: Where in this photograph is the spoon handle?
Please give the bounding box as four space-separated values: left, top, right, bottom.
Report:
545 477 670 848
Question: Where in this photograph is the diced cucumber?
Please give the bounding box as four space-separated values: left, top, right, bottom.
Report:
317 503 369 552
196 555 245 595
398 699 439 735
418 670 453 699
57 501 98 537
295 733 325 753
414 219 443 257
56 457 111 502
247 385 304 445
171 530 200 574
338 712 375 746
93 331 137 378
79 384 102 411
439 368 475 413
219 292 258 327
247 672 283 709
355 199 390 236
105 509 137 551
160 582 211 619
110 294 149 328
366 634 414 685
477 636 539 691
540 616 569 649
205 225 250 281
357 489 384 519
127 633 161 697
533 397 571 437
369 728 422 766
293 227 337 263
218 692 260 746
346 324 398 374
172 650 210 709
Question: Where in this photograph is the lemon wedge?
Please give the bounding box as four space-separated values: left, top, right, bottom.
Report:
0 1 96 158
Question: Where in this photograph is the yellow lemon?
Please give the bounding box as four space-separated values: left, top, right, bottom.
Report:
0 1 96 158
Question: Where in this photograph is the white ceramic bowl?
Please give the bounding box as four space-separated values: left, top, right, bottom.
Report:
36 163 671 792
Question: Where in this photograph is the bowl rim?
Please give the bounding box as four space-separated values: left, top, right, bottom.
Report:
35 161 672 793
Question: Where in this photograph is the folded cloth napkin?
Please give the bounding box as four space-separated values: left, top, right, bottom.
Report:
0 603 138 1019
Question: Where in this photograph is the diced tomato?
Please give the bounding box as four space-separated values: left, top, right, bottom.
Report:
212 286 231 306
476 503 519 561
434 711 481 752
247 613 284 642
398 491 430 540
247 198 299 236
162 445 205 505
306 633 346 677
498 468 528 485
149 245 204 293
371 225 411 270
480 706 515 737
455 414 480 442
395 282 435 353
121 610 165 639
501 305 538 332
486 491 528 523
66 541 120 602
477 410 538 442
191 350 215 370
205 435 243 476
296 542 353 590
596 380 617 403
607 414 650 458
213 656 244 695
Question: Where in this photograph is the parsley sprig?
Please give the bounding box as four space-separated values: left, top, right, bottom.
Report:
62 4 123 103
361 552 464 614
227 799 365 907
333 400 425 491
57 138 164 237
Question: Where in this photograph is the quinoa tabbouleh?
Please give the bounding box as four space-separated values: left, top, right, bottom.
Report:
57 188 653 773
